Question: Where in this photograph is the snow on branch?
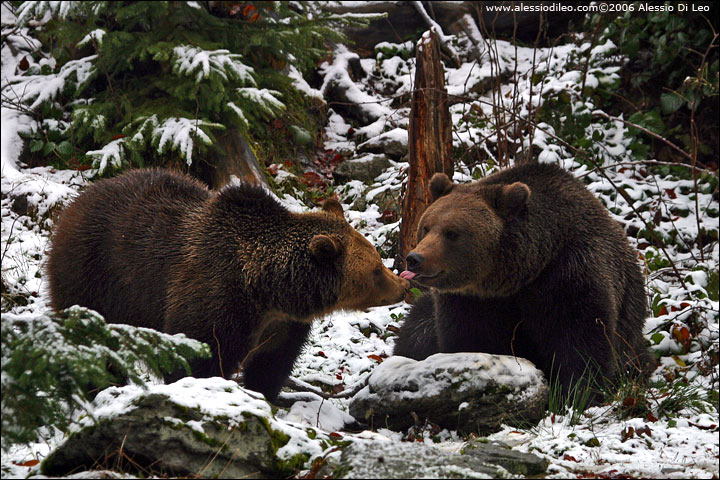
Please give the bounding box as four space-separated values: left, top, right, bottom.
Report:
172 45 256 85
139 115 224 165
16 1 106 24
226 102 249 127
412 1 461 67
77 28 106 47
5 55 98 111
236 87 285 117
86 137 125 174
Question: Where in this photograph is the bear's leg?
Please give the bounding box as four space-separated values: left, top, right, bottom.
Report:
242 321 312 402
163 317 251 382
434 293 520 356
393 294 439 360
522 276 618 402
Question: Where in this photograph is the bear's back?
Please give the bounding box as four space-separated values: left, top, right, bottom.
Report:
480 163 630 251
47 169 211 330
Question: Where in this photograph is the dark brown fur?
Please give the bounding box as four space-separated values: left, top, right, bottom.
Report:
394 163 655 396
48 169 409 401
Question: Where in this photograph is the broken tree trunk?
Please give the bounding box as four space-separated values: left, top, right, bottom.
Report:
190 129 268 190
396 29 454 269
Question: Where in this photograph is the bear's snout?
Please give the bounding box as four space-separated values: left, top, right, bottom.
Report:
405 252 424 270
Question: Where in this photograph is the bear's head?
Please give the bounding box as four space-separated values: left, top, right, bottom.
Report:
311 199 411 310
400 173 530 296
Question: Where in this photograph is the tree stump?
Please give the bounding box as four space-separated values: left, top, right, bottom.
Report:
396 29 454 269
191 129 268 190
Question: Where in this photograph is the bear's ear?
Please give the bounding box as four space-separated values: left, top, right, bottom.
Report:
310 234 344 261
429 173 454 201
322 198 345 219
497 182 531 215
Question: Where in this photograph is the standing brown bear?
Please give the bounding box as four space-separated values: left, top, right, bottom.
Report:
394 163 654 397
47 169 410 401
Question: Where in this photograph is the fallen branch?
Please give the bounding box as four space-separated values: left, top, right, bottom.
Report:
412 1 462 67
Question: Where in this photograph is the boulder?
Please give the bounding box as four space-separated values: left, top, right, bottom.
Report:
324 438 547 478
461 440 549 476
349 353 548 435
333 153 392 184
357 128 408 159
328 440 501 479
41 378 321 479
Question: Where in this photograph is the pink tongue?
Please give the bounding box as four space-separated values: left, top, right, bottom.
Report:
400 270 417 280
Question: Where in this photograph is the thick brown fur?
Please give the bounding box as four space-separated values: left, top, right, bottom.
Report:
48 169 409 401
394 163 655 396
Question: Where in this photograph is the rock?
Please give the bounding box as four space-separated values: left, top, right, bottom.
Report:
325 79 380 126
41 378 320 479
322 48 390 126
327 440 502 479
10 193 30 216
461 440 548 476
333 153 392 184
357 128 408 159
349 353 548 435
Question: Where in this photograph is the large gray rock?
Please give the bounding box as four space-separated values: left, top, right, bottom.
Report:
41 378 320 479
328 441 501 479
357 128 408 159
349 353 548 435
333 153 392 184
324 439 547 478
461 440 549 476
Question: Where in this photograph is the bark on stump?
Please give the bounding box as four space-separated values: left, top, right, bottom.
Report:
396 29 454 269
191 128 268 190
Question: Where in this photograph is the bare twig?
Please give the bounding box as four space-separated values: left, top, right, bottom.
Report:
688 29 718 262
90 35 122 117
212 323 224 378
239 333 276 369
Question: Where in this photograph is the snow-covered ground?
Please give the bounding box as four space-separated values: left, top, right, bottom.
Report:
2 3 718 479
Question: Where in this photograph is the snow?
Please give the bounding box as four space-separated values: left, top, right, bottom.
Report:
76 28 105 47
280 399 355 432
86 137 126 173
236 87 285 115
319 45 393 121
172 45 255 84
5 55 97 110
88 377 272 426
287 64 324 100
357 353 545 401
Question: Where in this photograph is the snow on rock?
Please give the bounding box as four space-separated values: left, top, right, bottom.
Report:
324 439 503 479
333 152 392 184
350 353 548 434
280 399 356 433
41 377 327 478
357 127 408 159
320 45 393 125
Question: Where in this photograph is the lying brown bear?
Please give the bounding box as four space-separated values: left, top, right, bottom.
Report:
394 163 655 397
47 169 410 401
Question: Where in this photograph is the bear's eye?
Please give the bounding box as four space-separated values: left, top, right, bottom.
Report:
373 267 382 277
422 226 429 236
444 229 459 241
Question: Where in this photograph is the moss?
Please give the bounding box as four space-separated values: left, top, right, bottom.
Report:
190 427 222 448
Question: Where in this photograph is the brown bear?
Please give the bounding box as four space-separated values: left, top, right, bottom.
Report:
47 169 410 401
394 163 654 398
